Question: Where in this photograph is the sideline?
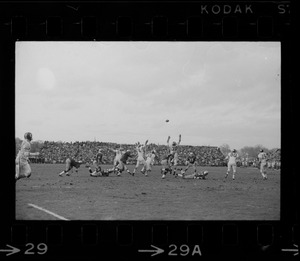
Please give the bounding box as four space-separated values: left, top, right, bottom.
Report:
28 203 69 221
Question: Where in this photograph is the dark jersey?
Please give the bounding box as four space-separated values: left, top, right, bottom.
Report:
96 152 103 164
162 153 174 161
120 151 131 163
187 155 196 164
70 159 81 168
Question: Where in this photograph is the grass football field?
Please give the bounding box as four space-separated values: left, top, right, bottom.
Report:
16 164 280 220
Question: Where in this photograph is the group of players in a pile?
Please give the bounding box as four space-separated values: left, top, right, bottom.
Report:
58 134 209 180
15 132 269 181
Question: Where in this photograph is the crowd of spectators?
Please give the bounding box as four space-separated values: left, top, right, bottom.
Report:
38 141 226 166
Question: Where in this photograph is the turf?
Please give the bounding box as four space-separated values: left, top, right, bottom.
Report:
16 164 280 220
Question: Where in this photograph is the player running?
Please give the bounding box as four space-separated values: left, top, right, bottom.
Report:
258 149 268 180
89 149 104 177
225 149 239 180
167 134 181 175
15 132 34 181
132 140 148 176
141 149 157 177
161 152 174 179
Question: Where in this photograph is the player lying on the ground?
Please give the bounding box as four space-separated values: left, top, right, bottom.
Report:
89 168 110 177
88 149 104 176
176 169 209 179
132 140 148 175
58 157 83 176
161 152 174 179
141 149 157 176
167 134 181 175
183 152 197 176
15 132 35 181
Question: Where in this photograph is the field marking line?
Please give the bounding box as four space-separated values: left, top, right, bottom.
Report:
28 203 69 221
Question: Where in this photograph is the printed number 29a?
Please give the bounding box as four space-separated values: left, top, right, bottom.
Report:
169 244 202 256
24 243 48 255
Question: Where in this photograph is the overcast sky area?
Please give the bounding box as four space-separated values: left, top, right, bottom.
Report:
15 42 280 149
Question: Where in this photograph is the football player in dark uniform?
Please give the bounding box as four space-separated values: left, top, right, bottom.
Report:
58 157 83 176
160 152 174 179
89 149 105 176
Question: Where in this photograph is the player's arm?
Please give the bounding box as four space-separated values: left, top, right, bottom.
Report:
167 136 170 145
178 134 181 145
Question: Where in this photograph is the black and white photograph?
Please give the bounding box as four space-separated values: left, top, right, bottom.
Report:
15 41 281 220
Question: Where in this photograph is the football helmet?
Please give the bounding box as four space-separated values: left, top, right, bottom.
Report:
24 132 32 141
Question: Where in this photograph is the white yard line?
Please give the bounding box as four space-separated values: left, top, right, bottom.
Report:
28 203 69 221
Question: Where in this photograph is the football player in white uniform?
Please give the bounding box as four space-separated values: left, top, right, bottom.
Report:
141 149 156 176
225 149 239 180
15 132 34 181
258 149 268 180
110 146 124 169
132 140 148 175
167 134 181 175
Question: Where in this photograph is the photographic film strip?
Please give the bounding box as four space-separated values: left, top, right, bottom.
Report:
0 0 296 260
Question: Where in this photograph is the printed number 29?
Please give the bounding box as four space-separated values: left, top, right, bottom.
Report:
25 243 48 255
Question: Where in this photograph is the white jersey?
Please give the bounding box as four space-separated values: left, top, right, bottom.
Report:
136 146 145 160
16 139 31 163
227 152 238 164
258 152 267 164
114 149 122 160
146 152 155 164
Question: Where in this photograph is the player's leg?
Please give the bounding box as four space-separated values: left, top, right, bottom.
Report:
59 159 71 176
16 160 31 180
261 163 267 179
66 165 72 176
225 163 231 178
259 163 264 178
140 159 146 174
142 161 148 176
15 157 20 180
132 160 140 174
232 164 236 180
115 162 122 176
172 153 179 175
192 163 197 175
184 161 190 173
161 160 168 179
123 163 133 176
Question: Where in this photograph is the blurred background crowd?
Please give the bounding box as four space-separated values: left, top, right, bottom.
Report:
15 139 281 169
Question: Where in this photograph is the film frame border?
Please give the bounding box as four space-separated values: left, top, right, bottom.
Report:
0 1 296 260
